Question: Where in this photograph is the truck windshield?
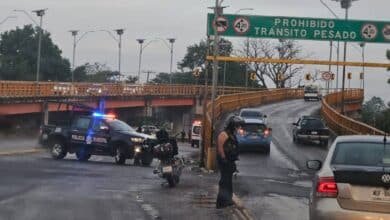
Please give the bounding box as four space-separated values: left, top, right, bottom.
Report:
106 120 135 132
304 87 318 93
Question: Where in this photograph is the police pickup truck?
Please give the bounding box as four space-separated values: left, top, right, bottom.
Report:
40 112 155 166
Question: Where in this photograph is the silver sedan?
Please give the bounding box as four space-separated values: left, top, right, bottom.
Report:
307 135 390 220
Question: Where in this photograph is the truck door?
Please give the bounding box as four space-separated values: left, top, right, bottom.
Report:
91 119 111 154
70 117 92 150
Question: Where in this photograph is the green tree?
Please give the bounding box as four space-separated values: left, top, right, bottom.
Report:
361 96 386 126
72 62 122 83
0 25 70 81
177 38 247 87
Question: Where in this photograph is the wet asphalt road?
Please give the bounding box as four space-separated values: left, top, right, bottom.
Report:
0 144 238 220
233 99 328 220
0 99 327 220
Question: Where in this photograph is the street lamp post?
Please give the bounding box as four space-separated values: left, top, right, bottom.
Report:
70 30 78 83
332 0 359 114
167 38 176 84
99 29 124 79
33 9 47 83
15 9 47 83
115 29 124 76
136 39 145 84
0 15 17 26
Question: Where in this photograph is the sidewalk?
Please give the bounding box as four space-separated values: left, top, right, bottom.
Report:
175 142 253 220
0 135 43 156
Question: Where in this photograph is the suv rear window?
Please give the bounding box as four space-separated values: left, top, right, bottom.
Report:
332 142 390 166
301 119 324 129
242 123 267 134
240 111 262 118
193 126 201 135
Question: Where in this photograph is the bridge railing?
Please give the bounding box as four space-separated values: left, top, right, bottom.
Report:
321 89 385 135
203 89 304 170
0 81 261 98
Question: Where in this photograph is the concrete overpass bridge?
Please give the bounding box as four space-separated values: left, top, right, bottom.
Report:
0 80 385 170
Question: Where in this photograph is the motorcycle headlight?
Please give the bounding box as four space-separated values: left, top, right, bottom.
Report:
134 146 142 153
131 137 144 143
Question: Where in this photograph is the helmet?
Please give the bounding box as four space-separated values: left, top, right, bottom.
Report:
224 115 244 133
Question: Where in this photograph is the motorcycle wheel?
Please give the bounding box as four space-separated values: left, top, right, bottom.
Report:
167 175 177 187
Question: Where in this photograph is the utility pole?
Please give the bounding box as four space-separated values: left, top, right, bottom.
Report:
136 39 145 83
70 30 78 83
327 41 333 95
210 0 223 130
333 0 359 114
168 38 176 84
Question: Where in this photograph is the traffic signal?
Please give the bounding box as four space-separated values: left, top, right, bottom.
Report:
360 72 364 80
331 73 335 80
305 73 311 81
250 72 257 81
347 72 352 80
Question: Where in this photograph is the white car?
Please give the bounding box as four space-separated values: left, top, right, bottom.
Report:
307 135 390 220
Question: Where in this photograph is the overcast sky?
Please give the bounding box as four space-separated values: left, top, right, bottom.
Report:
0 0 389 101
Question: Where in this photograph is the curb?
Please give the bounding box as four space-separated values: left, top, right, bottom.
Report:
0 148 44 156
232 193 254 220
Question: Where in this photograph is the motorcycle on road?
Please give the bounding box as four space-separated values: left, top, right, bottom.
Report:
153 137 184 187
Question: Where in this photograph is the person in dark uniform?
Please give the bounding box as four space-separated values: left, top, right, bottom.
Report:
216 115 244 209
180 129 186 142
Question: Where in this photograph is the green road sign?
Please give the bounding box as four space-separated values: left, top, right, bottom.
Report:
207 14 390 44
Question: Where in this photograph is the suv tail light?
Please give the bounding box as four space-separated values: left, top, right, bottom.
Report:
316 177 338 198
238 128 245 136
264 129 271 137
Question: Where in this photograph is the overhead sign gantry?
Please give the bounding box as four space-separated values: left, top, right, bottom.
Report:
208 14 390 43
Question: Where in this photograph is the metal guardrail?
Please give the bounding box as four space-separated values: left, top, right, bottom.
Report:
321 89 386 135
202 89 304 170
0 81 261 98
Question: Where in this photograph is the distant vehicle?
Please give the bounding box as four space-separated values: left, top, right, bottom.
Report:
236 118 272 154
40 112 155 166
86 83 108 96
239 108 268 124
304 84 321 101
307 135 390 220
191 120 202 148
53 83 77 96
292 116 330 146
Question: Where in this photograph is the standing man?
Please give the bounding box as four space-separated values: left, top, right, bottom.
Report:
180 129 186 142
216 116 244 209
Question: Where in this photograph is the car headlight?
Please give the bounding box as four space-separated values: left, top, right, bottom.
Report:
131 137 144 143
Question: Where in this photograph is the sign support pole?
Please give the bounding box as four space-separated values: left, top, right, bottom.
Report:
341 7 349 115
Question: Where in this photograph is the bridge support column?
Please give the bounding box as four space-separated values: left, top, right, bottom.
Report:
145 100 153 117
42 102 49 126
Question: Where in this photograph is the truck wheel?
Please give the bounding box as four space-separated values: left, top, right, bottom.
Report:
76 149 91 162
141 152 154 166
50 139 67 160
114 147 126 165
